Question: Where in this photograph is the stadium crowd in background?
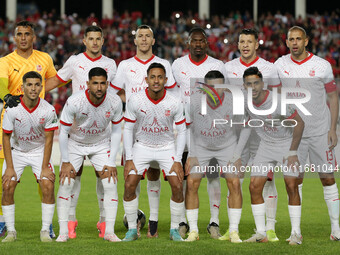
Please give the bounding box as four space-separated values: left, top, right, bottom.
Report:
1 9 340 116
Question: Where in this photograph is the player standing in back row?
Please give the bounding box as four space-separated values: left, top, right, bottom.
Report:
111 25 177 238
172 27 227 238
275 26 340 241
45 25 118 239
223 28 281 242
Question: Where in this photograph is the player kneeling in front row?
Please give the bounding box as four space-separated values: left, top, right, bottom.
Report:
56 67 123 242
1 71 58 242
185 71 243 243
241 67 304 245
123 63 186 241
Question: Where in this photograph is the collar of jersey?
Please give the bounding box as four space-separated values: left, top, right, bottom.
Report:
84 52 102 62
189 54 208 66
240 56 259 67
134 55 155 65
21 96 40 113
145 88 166 104
85 89 106 107
290 52 313 65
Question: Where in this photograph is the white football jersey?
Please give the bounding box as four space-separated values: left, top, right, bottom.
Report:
275 53 336 137
124 89 184 148
172 54 227 104
225 56 281 89
112 55 176 101
60 90 123 145
56 52 117 93
245 90 297 143
187 90 237 150
2 98 58 153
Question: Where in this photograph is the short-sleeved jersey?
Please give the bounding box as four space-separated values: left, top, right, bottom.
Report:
112 55 176 101
225 56 281 89
172 54 227 104
60 90 123 145
124 89 185 148
187 90 237 150
246 90 297 144
274 53 336 137
2 97 58 153
56 53 117 94
0 50 57 98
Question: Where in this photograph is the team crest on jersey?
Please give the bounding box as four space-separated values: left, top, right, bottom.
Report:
309 69 315 77
39 118 45 124
105 111 111 118
36 64 42 72
165 110 171 116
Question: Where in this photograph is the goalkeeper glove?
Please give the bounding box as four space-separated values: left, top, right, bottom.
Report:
4 94 21 108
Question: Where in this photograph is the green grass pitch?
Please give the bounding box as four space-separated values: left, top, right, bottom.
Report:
0 166 339 254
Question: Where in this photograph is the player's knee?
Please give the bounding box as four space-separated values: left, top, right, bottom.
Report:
40 180 54 194
228 178 241 192
187 177 199 193
124 181 137 197
320 175 335 186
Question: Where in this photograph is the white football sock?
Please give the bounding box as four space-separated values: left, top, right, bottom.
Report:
207 177 221 225
229 208 242 232
2 204 15 232
323 184 340 232
101 177 118 234
170 200 185 229
42 203 55 231
298 183 303 204
97 176 105 223
263 180 278 231
0 215 5 222
251 203 266 236
288 205 301 235
186 209 199 233
69 176 81 221
227 178 244 218
57 177 75 235
147 179 161 222
123 197 138 230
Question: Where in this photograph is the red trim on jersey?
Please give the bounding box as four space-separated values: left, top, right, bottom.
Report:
240 56 260 67
186 122 192 126
165 82 177 89
60 120 72 126
325 80 337 93
290 52 313 65
112 117 124 124
56 74 67 83
124 117 136 123
175 118 186 125
45 127 58 132
207 92 225 109
189 54 208 66
110 82 122 91
85 89 106 107
253 90 269 107
145 89 167 104
83 52 102 62
268 82 282 88
134 54 155 65
287 109 297 119
21 97 40 113
3 129 13 134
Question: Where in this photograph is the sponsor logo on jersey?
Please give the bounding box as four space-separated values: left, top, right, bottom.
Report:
18 127 42 141
13 68 20 72
36 64 42 72
141 117 169 133
140 109 147 114
130 70 136 74
181 71 187 75
79 66 85 70
284 70 289 75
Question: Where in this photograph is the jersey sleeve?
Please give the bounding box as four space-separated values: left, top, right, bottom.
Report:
111 61 125 91
45 54 57 79
44 105 59 131
56 55 75 83
217 60 228 79
107 59 117 85
267 64 281 88
174 102 185 125
164 60 177 89
124 96 137 123
323 62 337 93
0 57 10 99
111 97 124 124
2 109 14 133
172 60 181 88
60 99 75 126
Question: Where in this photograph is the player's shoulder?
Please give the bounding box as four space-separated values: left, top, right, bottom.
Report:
33 49 53 59
207 55 223 64
101 55 117 64
310 53 330 66
153 55 171 65
172 55 188 66
39 98 57 111
165 90 182 105
106 90 122 103
67 90 86 103
0 51 16 62
224 57 240 67
274 54 290 65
